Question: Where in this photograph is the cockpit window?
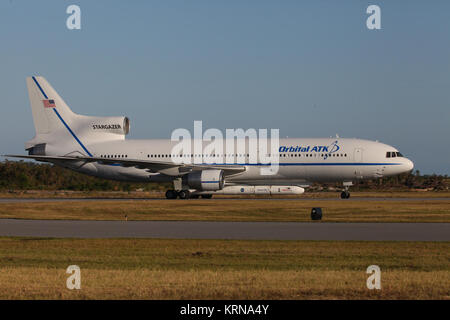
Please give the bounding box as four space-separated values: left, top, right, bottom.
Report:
386 151 403 158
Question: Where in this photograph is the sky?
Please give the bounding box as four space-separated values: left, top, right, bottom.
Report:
0 0 449 174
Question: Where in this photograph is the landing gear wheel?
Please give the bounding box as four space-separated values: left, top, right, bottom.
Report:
201 194 213 199
178 190 190 199
340 191 350 199
165 189 178 199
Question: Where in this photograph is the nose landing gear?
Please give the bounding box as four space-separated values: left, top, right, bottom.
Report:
340 181 352 199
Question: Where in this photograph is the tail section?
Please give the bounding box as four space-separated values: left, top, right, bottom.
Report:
27 76 76 135
25 76 129 157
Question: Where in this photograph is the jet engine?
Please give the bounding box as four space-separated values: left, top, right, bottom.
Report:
90 116 130 135
185 169 224 191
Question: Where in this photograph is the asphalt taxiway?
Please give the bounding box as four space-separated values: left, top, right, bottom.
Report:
0 219 448 241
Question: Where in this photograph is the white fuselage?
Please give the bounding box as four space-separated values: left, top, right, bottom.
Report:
70 137 414 185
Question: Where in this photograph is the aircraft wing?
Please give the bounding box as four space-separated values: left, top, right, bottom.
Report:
3 154 246 177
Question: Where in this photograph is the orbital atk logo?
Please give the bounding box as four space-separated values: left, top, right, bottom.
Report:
279 140 340 159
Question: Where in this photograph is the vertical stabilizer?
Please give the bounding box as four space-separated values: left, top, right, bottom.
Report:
26 76 76 135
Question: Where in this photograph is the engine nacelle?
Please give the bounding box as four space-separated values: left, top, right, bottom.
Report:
185 169 224 191
90 116 130 136
64 115 132 146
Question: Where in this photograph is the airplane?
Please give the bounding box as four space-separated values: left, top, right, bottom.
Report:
5 76 414 199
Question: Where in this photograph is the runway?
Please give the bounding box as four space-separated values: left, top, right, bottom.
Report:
0 197 449 203
0 219 449 241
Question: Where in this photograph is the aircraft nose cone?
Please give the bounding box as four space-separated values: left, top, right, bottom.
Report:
405 159 414 172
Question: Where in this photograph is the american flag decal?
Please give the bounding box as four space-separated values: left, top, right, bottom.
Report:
42 99 56 108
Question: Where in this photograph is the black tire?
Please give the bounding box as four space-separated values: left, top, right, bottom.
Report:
311 207 322 220
178 190 190 199
165 190 178 199
201 194 213 199
340 191 350 199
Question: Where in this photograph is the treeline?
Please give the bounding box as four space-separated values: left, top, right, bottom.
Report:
0 161 167 191
357 170 448 190
318 170 449 191
0 161 448 192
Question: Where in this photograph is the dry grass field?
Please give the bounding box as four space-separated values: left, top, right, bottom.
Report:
0 192 448 299
0 198 449 222
0 238 448 299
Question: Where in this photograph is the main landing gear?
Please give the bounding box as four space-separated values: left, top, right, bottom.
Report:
178 190 190 199
165 189 178 199
165 189 190 199
165 189 213 199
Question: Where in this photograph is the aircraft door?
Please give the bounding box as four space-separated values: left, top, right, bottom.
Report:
354 148 363 162
354 148 363 179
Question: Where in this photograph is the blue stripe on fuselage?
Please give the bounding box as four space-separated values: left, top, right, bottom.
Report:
188 162 401 166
